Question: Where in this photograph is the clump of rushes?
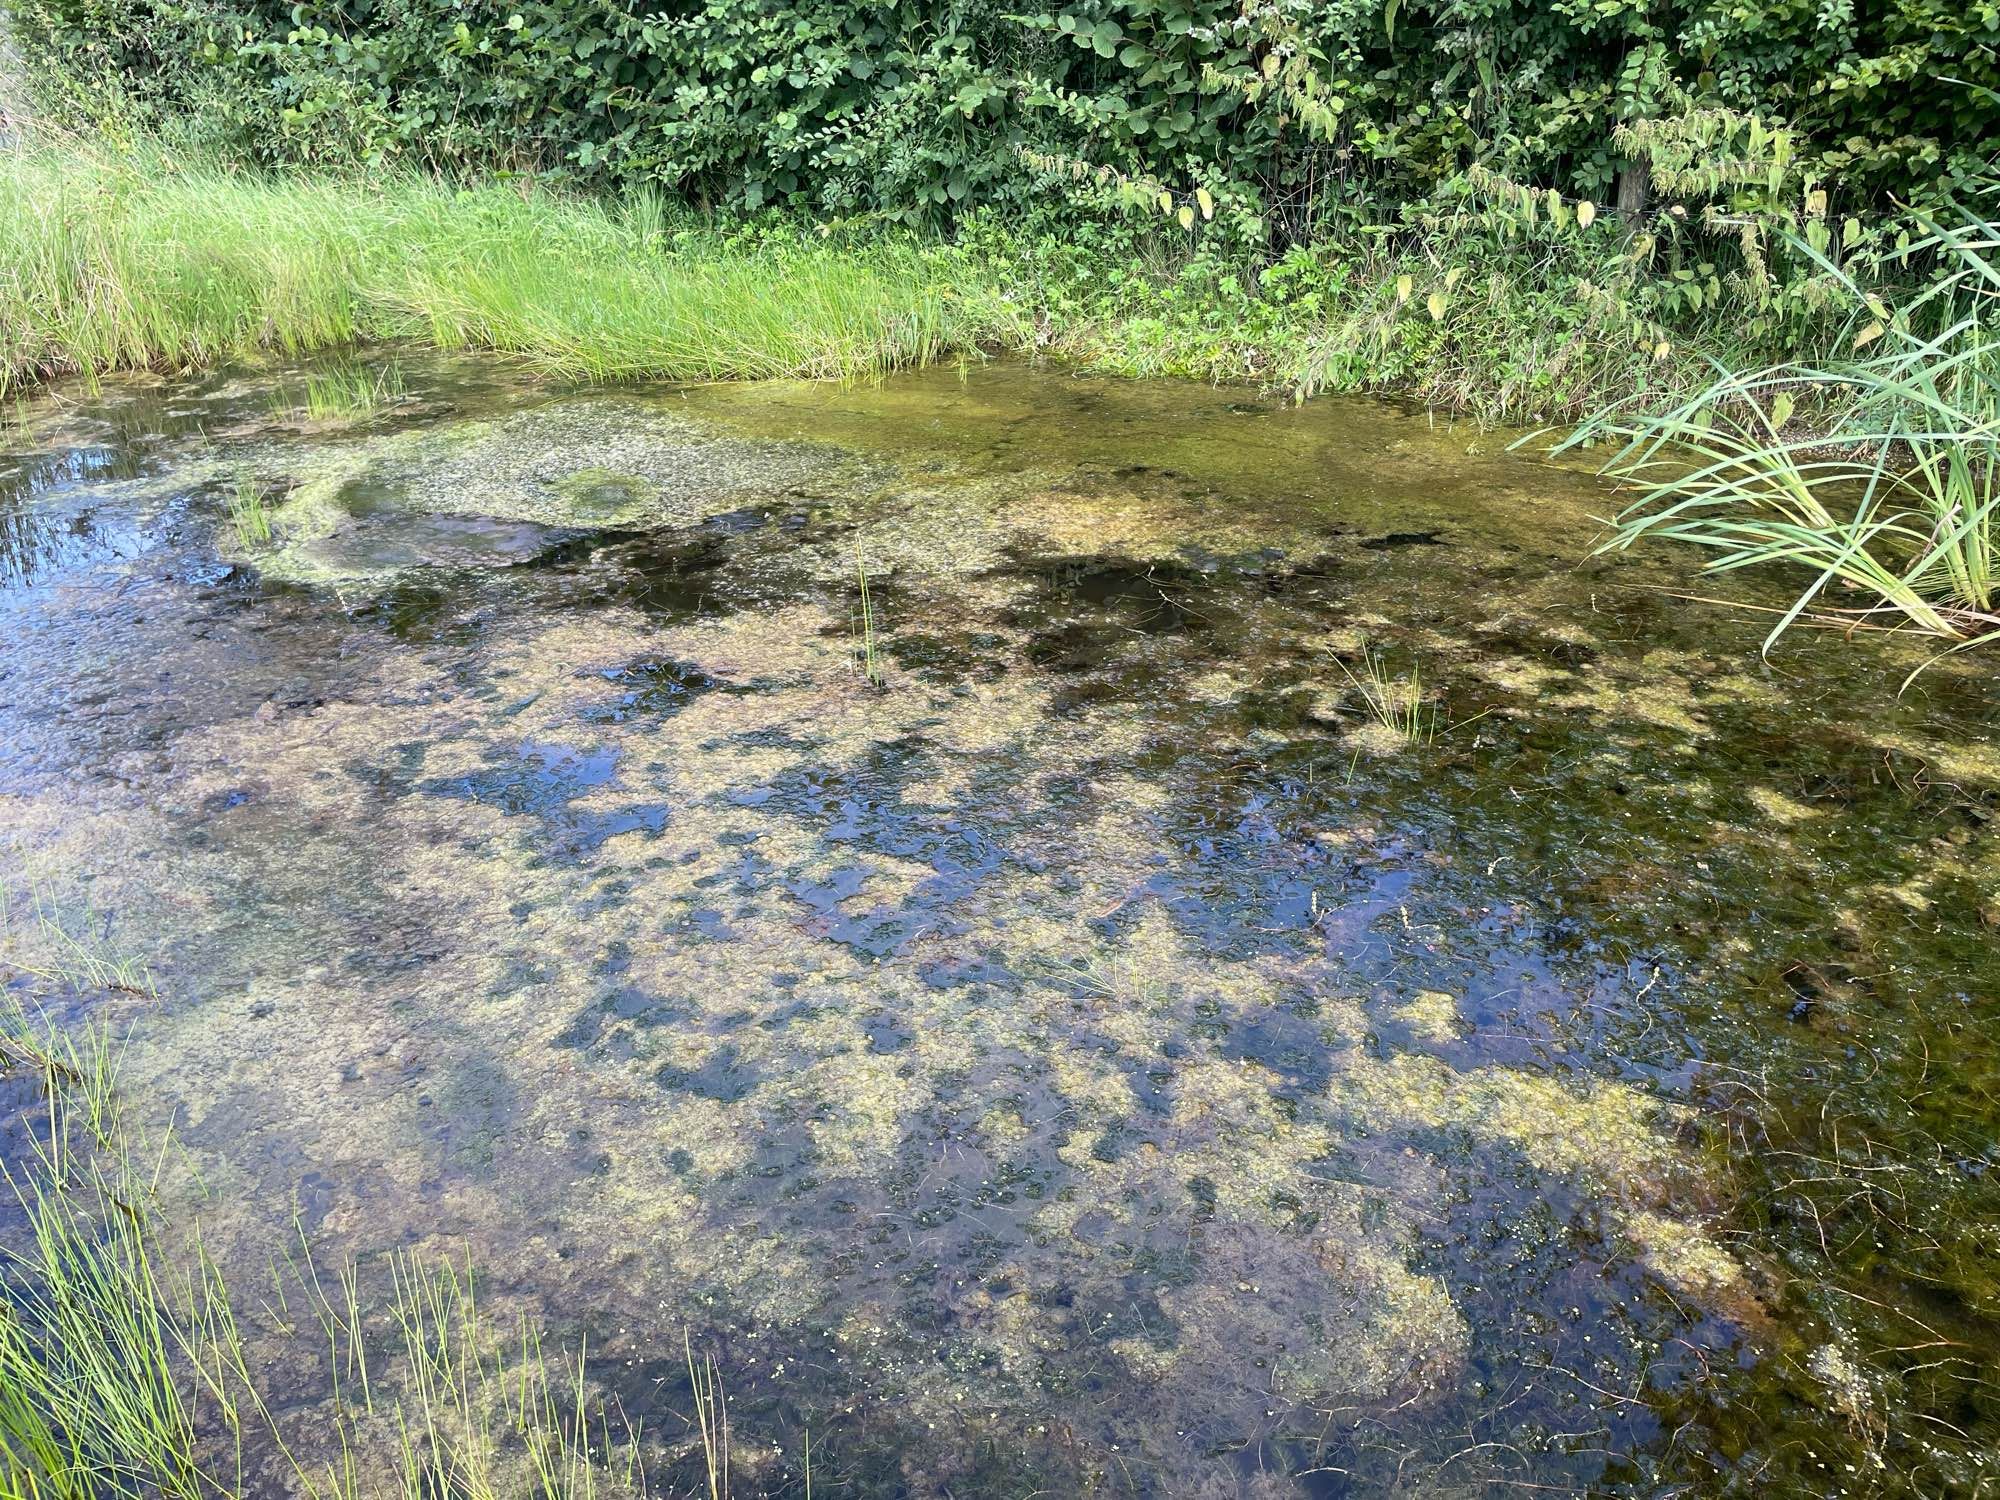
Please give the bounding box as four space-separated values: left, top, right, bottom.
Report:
268 360 406 424
0 992 748 1499
301 359 404 421
1335 642 1436 747
1562 199 1999 681
227 473 273 546
0 873 155 997
0 1004 198 1498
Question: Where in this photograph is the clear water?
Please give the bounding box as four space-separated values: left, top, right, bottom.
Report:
2 354 1995 1496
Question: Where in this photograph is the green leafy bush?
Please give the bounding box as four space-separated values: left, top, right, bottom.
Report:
10 0 1995 229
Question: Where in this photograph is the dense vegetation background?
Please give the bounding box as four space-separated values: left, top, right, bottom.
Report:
4 0 1997 417
15 0 1997 222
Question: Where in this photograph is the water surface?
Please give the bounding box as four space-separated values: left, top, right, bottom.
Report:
2 356 1995 1496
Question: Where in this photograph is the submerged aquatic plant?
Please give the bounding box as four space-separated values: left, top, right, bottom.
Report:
853 546 886 689
1561 199 2000 677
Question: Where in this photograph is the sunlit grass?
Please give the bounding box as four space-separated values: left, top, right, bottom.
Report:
1561 199 2000 679
0 142 968 394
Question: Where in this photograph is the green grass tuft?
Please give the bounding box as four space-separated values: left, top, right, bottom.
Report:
0 995 741 1500
1334 643 1437 745
1561 199 2000 679
227 471 273 546
277 360 406 423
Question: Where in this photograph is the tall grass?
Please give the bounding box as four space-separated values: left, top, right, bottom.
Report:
0 998 724 1499
0 143 968 394
1561 198 2000 675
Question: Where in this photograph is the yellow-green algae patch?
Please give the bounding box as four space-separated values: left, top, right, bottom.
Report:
1861 728 2000 789
678 362 1617 552
1396 989 1464 1044
1747 786 1823 825
1332 1049 1759 1321
1623 1211 1772 1332
1336 1050 1687 1186
222 394 869 584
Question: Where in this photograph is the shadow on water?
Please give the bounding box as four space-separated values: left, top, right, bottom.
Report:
1 356 1997 1497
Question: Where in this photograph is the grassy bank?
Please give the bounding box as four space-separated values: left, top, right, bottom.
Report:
0 144 981 391
0 141 1784 423
3 138 1992 658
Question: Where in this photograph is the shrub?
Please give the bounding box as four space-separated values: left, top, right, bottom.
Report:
9 0 1995 232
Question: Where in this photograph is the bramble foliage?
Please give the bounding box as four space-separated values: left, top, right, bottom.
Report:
10 0 1996 229
5 0 1996 414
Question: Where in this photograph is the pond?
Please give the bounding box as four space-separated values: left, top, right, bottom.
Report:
1 355 1996 1496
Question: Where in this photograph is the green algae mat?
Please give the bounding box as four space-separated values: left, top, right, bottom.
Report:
1 354 1996 1496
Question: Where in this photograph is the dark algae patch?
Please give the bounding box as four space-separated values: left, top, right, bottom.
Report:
1 358 1997 1495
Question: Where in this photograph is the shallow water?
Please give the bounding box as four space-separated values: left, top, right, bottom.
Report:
2 354 1997 1496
